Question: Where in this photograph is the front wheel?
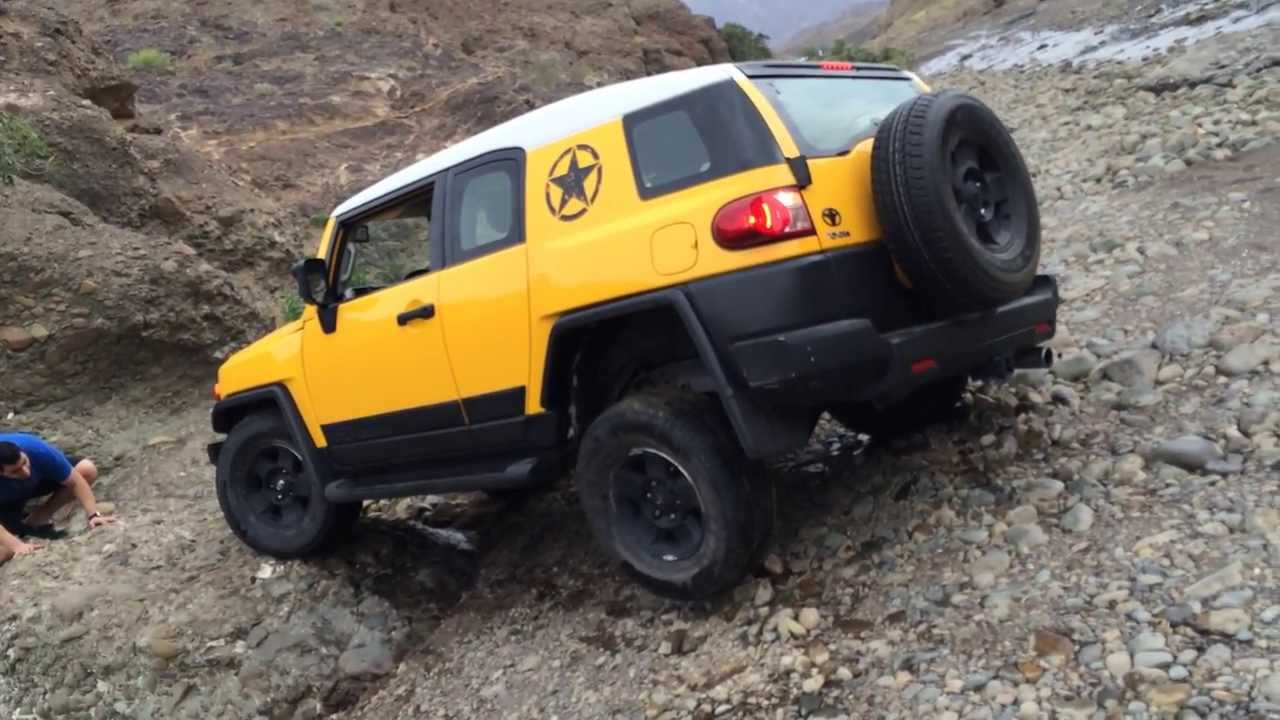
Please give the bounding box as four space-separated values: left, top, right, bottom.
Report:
216 413 353 558
575 391 771 601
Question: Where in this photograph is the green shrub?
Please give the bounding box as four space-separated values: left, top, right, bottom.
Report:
126 48 173 70
309 214 329 228
720 22 773 61
0 113 52 184
281 294 304 324
814 40 914 68
803 40 916 67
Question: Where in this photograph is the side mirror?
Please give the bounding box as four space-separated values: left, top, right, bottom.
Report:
291 258 329 306
349 224 371 244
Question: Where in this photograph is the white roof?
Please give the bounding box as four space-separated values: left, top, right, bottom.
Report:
331 63 745 217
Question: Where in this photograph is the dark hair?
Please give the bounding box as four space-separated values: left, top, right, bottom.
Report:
0 442 20 466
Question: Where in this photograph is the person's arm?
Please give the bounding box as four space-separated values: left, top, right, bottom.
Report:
63 469 114 528
0 523 39 556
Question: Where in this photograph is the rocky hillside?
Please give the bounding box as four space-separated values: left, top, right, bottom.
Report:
0 2 294 412
61 0 728 222
1 1 1279 720
684 0 885 48
782 4 887 55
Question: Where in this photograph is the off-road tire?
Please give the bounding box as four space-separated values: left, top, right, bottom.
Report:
216 412 353 558
872 90 1041 313
829 375 969 438
575 391 772 601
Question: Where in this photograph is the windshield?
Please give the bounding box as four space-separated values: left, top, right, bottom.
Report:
751 76 922 156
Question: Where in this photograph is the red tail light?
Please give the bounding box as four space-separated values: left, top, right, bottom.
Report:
821 61 854 71
712 187 814 249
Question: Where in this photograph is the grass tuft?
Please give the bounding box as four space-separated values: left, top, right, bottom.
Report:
126 48 173 70
0 113 53 184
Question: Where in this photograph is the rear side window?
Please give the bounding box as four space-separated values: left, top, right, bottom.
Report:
624 80 783 200
448 159 522 263
751 77 922 157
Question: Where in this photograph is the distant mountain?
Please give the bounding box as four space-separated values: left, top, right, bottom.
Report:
784 2 888 54
683 0 887 48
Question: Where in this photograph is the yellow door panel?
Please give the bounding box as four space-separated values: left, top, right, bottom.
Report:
438 245 531 403
650 223 698 276
301 273 461 429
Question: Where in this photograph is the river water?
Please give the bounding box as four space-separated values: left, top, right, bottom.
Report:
920 0 1280 74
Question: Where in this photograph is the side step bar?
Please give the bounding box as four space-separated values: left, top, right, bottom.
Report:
323 457 544 503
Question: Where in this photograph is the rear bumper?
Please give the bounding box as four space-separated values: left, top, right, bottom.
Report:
685 245 1059 407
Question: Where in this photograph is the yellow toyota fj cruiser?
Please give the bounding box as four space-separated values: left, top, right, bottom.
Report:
208 60 1058 600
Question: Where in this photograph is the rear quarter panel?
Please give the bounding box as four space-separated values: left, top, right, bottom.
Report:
523 114 824 413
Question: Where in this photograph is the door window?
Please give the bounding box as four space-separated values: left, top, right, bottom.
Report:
335 188 433 300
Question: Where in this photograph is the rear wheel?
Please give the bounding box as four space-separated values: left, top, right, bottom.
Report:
872 90 1041 313
575 391 771 601
216 413 353 558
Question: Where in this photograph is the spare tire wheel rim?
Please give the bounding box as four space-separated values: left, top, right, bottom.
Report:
239 441 311 530
946 128 1024 260
609 448 705 563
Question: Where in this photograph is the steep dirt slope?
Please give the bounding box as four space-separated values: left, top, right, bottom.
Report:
0 2 295 411
61 0 729 221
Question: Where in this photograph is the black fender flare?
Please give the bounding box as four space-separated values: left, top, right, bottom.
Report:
208 385 335 486
542 290 814 459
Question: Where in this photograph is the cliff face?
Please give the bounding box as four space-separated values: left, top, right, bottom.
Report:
1 2 292 411
61 0 730 219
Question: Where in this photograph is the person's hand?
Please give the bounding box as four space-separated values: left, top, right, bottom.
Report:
12 541 42 556
88 514 116 530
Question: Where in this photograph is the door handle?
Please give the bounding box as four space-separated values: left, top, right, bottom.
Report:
396 303 436 326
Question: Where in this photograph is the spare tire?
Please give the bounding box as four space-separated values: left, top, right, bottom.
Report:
872 90 1041 313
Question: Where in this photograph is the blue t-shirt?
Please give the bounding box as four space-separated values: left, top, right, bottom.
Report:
0 433 73 505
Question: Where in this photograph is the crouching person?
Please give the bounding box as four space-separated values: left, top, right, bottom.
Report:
0 432 116 563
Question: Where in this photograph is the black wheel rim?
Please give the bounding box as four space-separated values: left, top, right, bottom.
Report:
237 441 310 529
947 135 1022 255
609 448 705 563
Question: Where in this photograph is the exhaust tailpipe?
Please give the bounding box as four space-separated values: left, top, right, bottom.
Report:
1012 346 1054 370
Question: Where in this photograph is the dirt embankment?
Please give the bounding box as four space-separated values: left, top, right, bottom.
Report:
60 0 729 220
0 3 295 415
